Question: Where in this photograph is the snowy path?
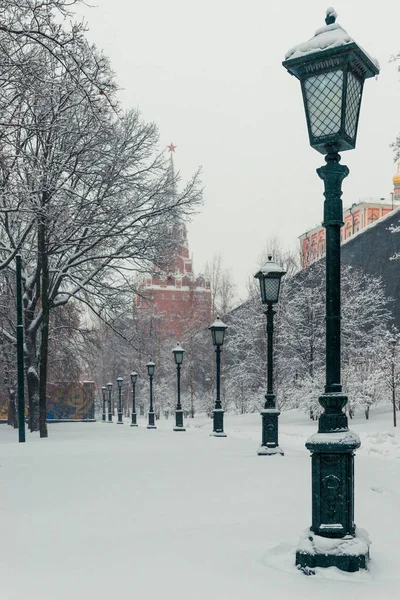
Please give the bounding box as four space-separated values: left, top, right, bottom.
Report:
1 411 400 600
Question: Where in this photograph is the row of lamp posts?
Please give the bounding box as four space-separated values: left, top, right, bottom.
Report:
98 319 230 436
98 260 285 444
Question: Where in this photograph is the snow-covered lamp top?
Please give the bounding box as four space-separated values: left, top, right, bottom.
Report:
209 316 228 347
254 256 286 305
282 8 379 154
116 377 123 389
130 371 138 384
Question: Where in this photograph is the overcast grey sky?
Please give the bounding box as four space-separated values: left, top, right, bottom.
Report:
78 0 400 299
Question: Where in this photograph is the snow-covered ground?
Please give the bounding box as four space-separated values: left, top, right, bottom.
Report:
1 407 400 600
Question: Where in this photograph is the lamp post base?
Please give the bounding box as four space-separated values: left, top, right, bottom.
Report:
107 415 113 423
212 408 226 437
257 445 284 456
147 411 157 429
259 408 282 455
130 413 138 427
296 528 370 574
174 409 185 431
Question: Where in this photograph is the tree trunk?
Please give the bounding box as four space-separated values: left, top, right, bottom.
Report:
190 363 195 418
26 330 40 432
365 406 370 420
7 388 18 428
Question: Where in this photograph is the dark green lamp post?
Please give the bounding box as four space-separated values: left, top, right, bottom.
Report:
146 361 157 429
130 372 138 427
16 255 25 443
106 382 113 423
101 386 107 422
209 316 228 437
283 7 379 573
116 377 124 424
254 256 286 456
172 343 186 432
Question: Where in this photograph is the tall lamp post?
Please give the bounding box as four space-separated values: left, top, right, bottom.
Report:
254 256 286 456
101 386 107 422
130 372 138 427
146 361 157 429
209 316 228 437
172 343 186 432
116 377 124 424
107 382 113 423
283 8 379 573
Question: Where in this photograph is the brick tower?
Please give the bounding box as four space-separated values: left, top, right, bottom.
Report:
135 144 211 341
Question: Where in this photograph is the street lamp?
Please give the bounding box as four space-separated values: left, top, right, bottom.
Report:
254 256 286 456
116 377 124 424
209 316 228 437
106 382 113 423
101 386 107 422
172 343 186 432
146 361 157 429
283 8 378 573
130 371 138 427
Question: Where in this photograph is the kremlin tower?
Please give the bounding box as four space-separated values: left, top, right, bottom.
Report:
135 145 211 341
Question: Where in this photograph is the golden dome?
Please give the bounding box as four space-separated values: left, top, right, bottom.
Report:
394 158 400 185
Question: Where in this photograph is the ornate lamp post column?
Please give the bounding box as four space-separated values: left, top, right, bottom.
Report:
101 386 107 422
283 8 379 573
106 382 113 423
254 256 286 456
172 343 186 431
146 361 157 429
209 317 228 437
116 377 124 424
130 372 138 427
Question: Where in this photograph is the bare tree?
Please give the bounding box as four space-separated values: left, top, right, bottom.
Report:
0 6 202 435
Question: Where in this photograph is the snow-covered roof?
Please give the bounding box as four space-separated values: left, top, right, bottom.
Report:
284 8 379 72
285 22 353 61
255 256 286 276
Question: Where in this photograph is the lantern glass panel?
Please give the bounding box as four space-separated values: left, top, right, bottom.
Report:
345 72 362 139
213 328 225 346
304 70 343 138
147 363 155 376
174 350 184 365
261 277 281 304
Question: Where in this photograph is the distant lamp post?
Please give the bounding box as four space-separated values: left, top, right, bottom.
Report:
106 382 113 423
116 377 124 424
254 256 286 456
209 316 228 437
101 386 107 422
130 372 138 427
172 343 186 432
283 7 378 573
146 361 157 429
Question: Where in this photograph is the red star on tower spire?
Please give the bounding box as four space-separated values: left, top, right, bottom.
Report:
167 143 177 153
